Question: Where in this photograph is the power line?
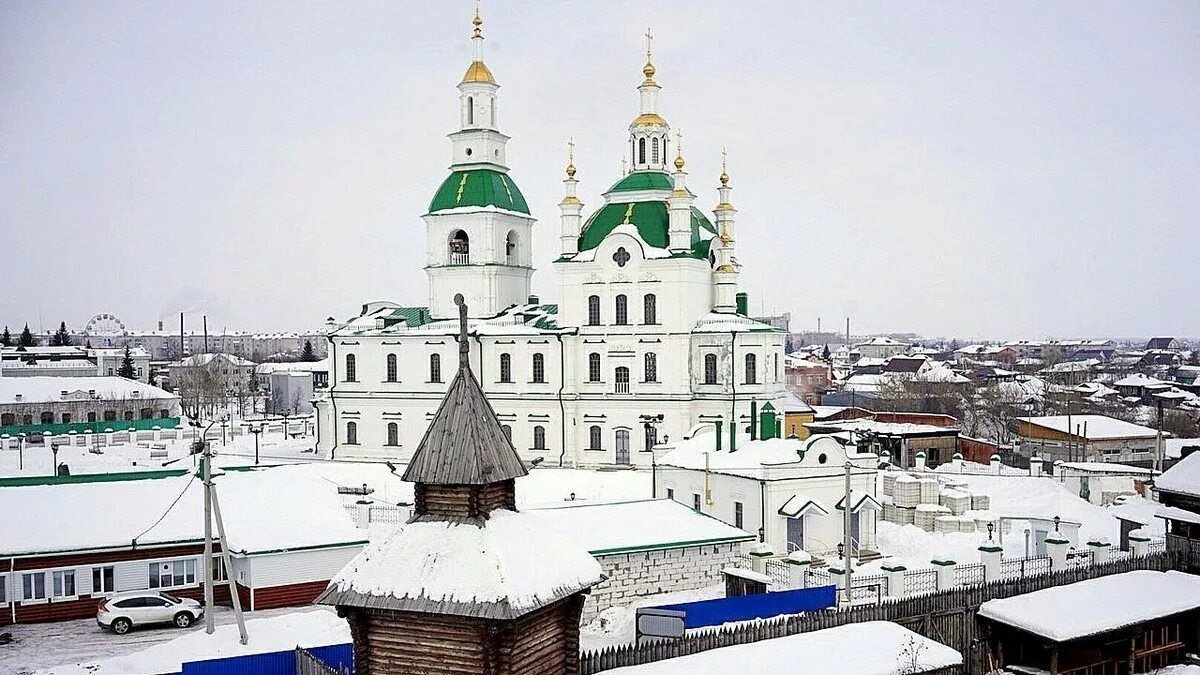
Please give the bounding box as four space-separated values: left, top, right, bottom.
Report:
130 469 197 545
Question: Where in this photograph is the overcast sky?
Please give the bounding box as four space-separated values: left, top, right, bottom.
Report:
2 1 1197 340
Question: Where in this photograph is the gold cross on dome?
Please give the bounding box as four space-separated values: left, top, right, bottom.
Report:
645 27 653 59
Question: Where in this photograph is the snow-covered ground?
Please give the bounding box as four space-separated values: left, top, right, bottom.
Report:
0 605 339 675
869 472 1167 572
0 430 318 478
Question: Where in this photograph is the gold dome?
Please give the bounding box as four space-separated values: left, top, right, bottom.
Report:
643 61 656 79
461 60 495 85
674 154 685 170
719 170 730 186
631 112 667 127
566 163 576 178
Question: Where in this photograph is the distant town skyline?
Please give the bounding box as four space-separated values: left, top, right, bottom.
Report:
2 1 1197 337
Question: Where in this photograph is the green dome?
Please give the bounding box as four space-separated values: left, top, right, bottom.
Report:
428 169 530 214
607 171 673 193
578 200 717 259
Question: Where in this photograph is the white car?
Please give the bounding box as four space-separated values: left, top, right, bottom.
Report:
96 591 205 634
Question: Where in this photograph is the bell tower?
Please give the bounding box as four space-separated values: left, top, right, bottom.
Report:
423 7 535 319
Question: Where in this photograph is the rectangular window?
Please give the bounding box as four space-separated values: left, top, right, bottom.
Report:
148 559 197 589
666 488 674 501
92 566 115 594
693 494 702 512
0 575 6 604
734 501 744 530
52 570 76 598
212 556 228 582
22 572 46 601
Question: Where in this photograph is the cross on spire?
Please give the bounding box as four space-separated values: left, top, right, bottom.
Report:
645 27 653 60
455 293 470 368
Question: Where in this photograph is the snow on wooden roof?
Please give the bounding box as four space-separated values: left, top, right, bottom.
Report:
978 571 1200 642
604 621 961 674
1156 504 1200 526
1017 414 1160 440
318 509 603 620
1156 451 1200 497
528 499 754 555
0 464 365 556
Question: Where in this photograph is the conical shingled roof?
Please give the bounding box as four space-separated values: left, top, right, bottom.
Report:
402 295 528 485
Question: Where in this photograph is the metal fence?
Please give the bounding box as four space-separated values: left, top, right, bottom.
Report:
954 562 985 586
368 505 405 525
804 568 831 588
295 646 350 675
999 554 1050 579
903 568 939 594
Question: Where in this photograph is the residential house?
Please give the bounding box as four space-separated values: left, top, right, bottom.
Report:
0 377 181 444
805 418 959 469
1154 452 1200 567
784 354 831 405
782 391 815 439
1146 337 1184 352
854 336 910 360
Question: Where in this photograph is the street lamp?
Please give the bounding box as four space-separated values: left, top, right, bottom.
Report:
17 433 26 471
247 422 264 465
281 411 290 439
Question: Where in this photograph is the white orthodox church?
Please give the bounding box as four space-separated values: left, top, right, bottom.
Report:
315 13 786 467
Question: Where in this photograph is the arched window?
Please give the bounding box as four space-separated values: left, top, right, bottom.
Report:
430 353 442 383
587 295 601 326
449 230 470 265
651 137 659 164
638 137 646 164
644 352 658 383
501 424 512 442
345 353 357 382
499 353 512 383
386 353 397 382
704 353 718 385
532 353 545 383
346 421 358 445
615 294 628 325
644 293 657 325
745 353 758 384
533 425 546 450
467 96 474 125
645 423 658 451
386 422 398 446
490 102 495 127
588 353 601 382
615 366 630 394
588 425 602 450
40 412 54 424
506 230 518 265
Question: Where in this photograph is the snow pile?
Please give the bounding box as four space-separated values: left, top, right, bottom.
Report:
328 509 603 617
603 621 962 674
42 608 349 675
979 570 1200 642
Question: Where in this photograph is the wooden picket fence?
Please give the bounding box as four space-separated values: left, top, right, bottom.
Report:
580 550 1181 674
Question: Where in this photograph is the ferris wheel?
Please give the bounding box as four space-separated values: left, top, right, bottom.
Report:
85 313 127 336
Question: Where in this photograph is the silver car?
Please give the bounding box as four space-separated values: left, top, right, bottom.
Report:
96 591 205 634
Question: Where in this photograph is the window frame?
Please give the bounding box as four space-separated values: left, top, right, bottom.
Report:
588 353 601 383
92 565 115 595
430 353 442 383
692 494 702 512
614 294 628 326
644 352 658 383
22 572 46 603
499 352 512 383
533 425 546 451
587 425 602 450
704 353 718 385
615 366 631 394
148 558 197 590
587 295 601 326
532 353 545 383
734 501 744 530
345 353 357 382
643 293 657 325
346 421 358 445
385 353 398 382
386 422 399 446
52 569 77 599
745 353 758 385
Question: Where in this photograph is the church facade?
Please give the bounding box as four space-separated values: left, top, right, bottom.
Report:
314 15 785 467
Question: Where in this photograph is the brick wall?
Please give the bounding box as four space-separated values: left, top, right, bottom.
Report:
582 542 743 622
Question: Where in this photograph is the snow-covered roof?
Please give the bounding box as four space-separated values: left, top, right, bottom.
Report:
1156 504 1200 526
254 358 329 375
782 390 814 414
691 312 782 333
1058 462 1153 475
604 621 961 674
0 464 365 556
807 419 957 436
978 571 1200 642
658 429 874 480
320 509 603 620
1040 359 1099 373
1017 415 1160 440
1165 438 1200 459
175 353 256 367
1156 451 1200 497
1113 373 1170 388
855 336 910 347
530 498 753 555
0 376 177 405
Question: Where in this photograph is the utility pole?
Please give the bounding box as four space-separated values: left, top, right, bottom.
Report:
1155 400 1164 473
843 460 853 605
197 420 248 643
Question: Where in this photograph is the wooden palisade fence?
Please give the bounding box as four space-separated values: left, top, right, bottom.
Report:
580 551 1182 675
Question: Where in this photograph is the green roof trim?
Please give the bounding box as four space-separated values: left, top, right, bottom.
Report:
578 201 717 259
608 171 673 193
429 169 530 214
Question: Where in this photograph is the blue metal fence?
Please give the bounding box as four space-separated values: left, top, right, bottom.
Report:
653 585 836 629
181 643 352 675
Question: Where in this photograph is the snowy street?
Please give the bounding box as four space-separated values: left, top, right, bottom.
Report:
1 605 316 675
